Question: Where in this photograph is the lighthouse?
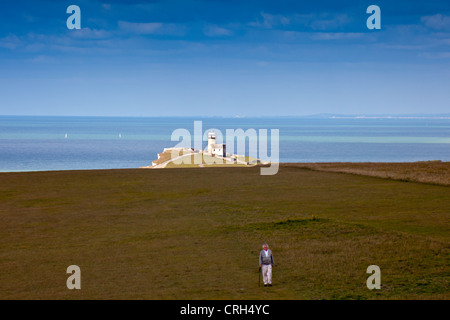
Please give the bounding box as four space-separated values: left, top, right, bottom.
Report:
207 131 216 154
207 131 226 157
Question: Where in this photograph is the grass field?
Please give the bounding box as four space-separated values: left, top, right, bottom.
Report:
291 161 450 186
0 164 448 299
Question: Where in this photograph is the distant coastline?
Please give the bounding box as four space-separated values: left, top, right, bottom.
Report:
1 113 450 119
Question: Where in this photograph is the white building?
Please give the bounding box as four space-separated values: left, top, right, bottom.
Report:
207 131 226 157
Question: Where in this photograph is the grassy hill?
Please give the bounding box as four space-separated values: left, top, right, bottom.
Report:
290 161 450 186
0 164 448 299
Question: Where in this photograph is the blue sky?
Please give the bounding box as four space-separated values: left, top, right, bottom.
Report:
0 0 449 116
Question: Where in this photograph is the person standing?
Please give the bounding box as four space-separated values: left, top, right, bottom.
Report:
259 243 274 287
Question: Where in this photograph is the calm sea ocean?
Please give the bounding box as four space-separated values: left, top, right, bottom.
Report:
0 116 449 172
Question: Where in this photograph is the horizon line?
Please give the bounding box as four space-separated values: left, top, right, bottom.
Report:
1 113 450 119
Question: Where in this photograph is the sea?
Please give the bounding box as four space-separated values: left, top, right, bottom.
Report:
0 116 449 172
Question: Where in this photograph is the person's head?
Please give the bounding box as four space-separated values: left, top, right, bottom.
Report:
262 243 268 251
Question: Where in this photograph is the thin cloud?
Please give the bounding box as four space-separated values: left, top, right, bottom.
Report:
204 24 233 37
68 28 112 39
421 14 450 30
118 21 186 36
420 51 450 59
27 55 58 64
311 32 364 40
248 12 352 31
0 35 23 50
118 21 163 34
248 12 290 28
306 13 352 31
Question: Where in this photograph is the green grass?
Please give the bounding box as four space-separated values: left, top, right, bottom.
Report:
0 165 448 299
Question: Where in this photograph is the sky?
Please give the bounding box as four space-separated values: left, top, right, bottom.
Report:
0 0 449 117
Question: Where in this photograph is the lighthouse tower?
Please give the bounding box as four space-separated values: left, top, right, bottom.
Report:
207 131 216 154
207 131 226 157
